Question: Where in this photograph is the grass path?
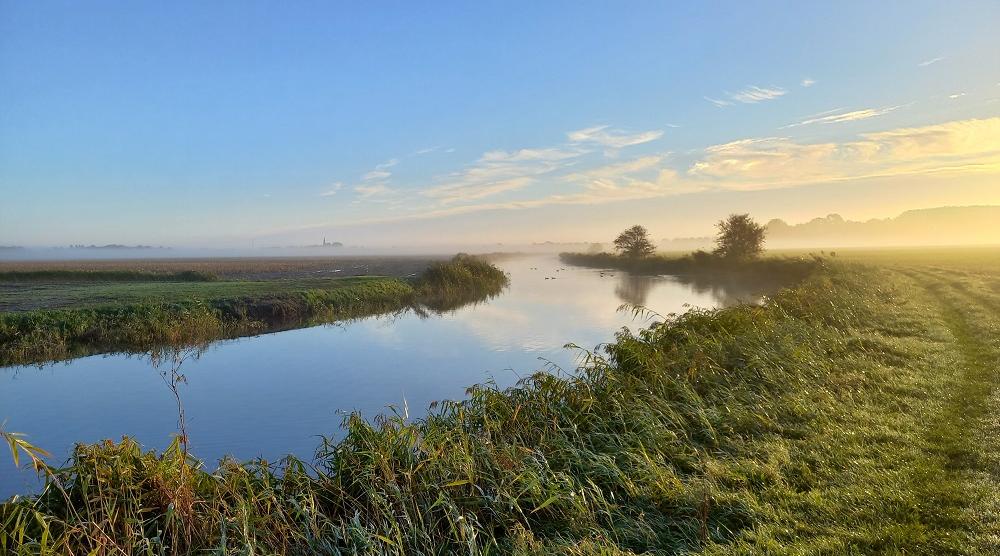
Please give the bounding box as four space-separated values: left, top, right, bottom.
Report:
702 264 1000 554
907 268 1000 552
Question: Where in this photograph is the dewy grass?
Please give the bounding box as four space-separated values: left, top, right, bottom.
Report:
0 256 509 367
3 259 998 554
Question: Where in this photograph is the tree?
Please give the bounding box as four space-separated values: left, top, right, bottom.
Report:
714 213 766 259
614 225 655 258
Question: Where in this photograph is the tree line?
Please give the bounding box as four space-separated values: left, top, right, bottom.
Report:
613 214 766 259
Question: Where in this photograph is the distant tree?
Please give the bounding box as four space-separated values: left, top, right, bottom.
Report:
614 225 656 258
714 214 766 259
587 242 604 254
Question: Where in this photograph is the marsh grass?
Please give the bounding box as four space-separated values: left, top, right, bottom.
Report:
415 254 510 311
4 260 997 553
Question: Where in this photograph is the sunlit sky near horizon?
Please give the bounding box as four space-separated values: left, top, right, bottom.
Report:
2 1 999 248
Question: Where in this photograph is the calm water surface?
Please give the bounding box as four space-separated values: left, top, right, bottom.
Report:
1 256 768 497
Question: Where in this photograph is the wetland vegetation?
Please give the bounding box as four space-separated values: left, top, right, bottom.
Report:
3 251 1000 554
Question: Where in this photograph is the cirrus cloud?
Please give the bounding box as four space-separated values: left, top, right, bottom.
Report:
780 105 904 128
567 125 664 148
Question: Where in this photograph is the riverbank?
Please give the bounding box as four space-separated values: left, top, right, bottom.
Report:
3 257 997 553
559 251 823 283
0 255 508 367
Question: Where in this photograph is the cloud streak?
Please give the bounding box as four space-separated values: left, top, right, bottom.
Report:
781 105 903 128
704 96 733 108
567 125 664 148
362 159 399 181
319 182 343 197
728 85 787 103
706 85 787 106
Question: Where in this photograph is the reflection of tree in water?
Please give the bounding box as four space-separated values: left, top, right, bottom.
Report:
673 272 787 307
614 274 656 306
614 270 792 308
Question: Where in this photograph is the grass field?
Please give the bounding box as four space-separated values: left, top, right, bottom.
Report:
0 275 390 312
0 255 449 281
0 255 508 367
2 250 998 554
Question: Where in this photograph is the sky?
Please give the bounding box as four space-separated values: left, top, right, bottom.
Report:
2 1 999 248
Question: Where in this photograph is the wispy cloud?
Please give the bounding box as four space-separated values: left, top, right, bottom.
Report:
567 125 663 148
706 85 787 107
362 169 391 181
480 148 581 162
423 177 534 203
728 85 787 103
319 182 343 197
704 96 733 108
918 56 945 67
419 145 583 204
563 155 665 184
949 92 967 99
403 123 663 207
781 105 903 128
355 183 393 198
362 158 399 181
261 117 1000 238
800 78 816 87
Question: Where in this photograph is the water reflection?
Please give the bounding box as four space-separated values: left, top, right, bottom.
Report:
674 273 785 307
614 274 655 306
0 255 786 498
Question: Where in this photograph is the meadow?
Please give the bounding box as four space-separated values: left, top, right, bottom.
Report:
0 256 450 281
2 248 998 554
0 255 508 367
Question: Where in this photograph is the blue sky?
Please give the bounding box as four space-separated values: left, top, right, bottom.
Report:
2 1 999 247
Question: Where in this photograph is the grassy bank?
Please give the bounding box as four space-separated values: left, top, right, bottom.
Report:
0 255 508 367
3 258 998 554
